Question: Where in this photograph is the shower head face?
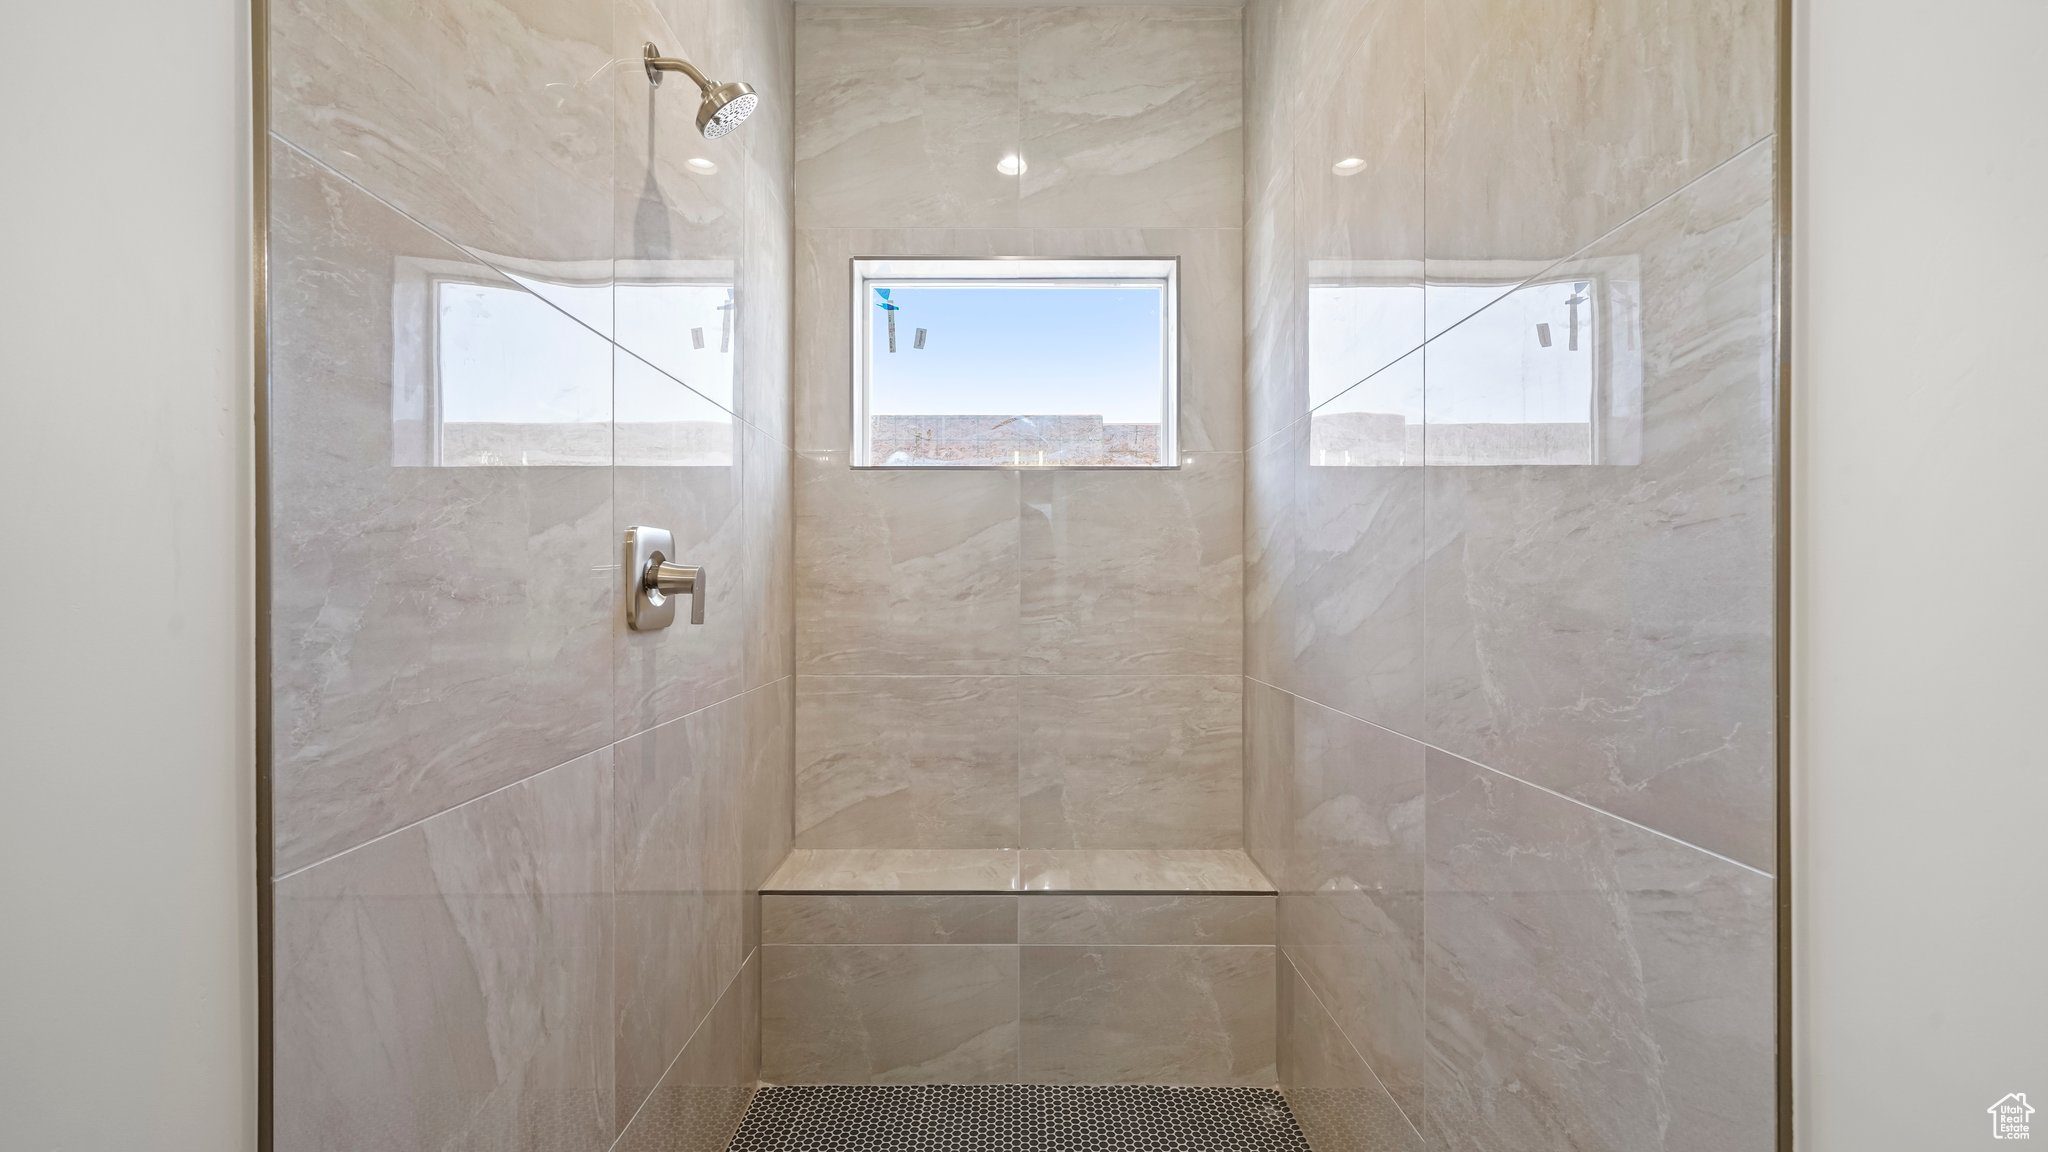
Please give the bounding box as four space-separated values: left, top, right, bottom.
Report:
698 82 759 140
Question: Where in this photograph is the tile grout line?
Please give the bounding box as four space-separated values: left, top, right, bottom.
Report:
1242 130 1781 460
266 131 797 455
1280 948 1427 1149
1242 675 1776 880
274 674 795 883
608 946 761 1151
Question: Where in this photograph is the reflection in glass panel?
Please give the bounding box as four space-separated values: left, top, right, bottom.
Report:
617 264 739 415
1307 262 1423 412
390 270 613 467
615 344 735 468
1310 349 1423 467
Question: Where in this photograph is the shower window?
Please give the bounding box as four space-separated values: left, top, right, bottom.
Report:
849 257 1179 468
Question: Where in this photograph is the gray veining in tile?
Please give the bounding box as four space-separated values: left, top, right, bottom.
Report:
763 894 1020 945
270 0 617 334
1018 676 1242 849
764 848 1023 893
1282 696 1426 1125
1020 454 1243 675
614 951 757 1152
796 452 1022 674
267 144 615 875
1020 894 1274 946
1020 849 1273 894
613 698 746 1129
1020 946 1275 1085
796 675 1020 848
795 6 1022 229
743 425 795 691
1422 141 1778 869
741 678 796 951
1423 0 1776 306
762 945 1022 1083
1279 951 1422 1152
1424 749 1774 1152
1017 6 1242 229
274 749 613 1152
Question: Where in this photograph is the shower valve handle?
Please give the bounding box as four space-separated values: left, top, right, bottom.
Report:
643 556 706 626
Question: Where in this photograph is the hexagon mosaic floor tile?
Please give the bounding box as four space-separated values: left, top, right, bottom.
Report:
725 1084 1316 1152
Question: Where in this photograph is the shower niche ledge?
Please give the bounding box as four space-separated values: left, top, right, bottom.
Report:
757 849 1279 1086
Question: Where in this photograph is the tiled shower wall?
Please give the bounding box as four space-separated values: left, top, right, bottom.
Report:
1242 0 1779 1149
791 5 1247 852
264 0 795 1148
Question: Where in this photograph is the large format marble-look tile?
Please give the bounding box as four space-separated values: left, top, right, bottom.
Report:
1422 141 1778 868
795 6 1021 229
741 678 795 951
796 452 1021 674
1019 946 1275 1085
762 945 1022 1083
1020 894 1273 947
1241 678 1295 887
1244 426 1299 691
1019 454 1242 675
274 750 613 1152
1017 6 1241 229
795 675 1020 848
763 895 1019 946
1292 424 1425 734
270 0 616 335
612 698 746 1130
1424 750 1775 1152
268 144 615 874
1242 0 1306 451
615 348 746 741
763 848 1022 893
1281 697 1427 1126
613 951 757 1152
1020 849 1272 894
1018 676 1242 849
1294 0 1426 411
742 423 794 691
1279 952 1423 1152
1423 0 1776 334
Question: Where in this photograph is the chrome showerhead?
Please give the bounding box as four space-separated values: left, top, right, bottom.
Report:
698 81 758 140
643 43 760 140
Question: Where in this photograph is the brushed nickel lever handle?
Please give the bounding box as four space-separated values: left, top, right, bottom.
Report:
623 526 706 631
643 555 706 625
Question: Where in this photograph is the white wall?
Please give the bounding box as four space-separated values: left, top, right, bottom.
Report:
1795 1 2048 1148
0 1 256 1149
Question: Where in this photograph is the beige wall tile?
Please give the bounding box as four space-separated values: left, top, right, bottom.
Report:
1424 750 1774 1152
1019 946 1275 1085
267 146 616 874
763 895 1019 945
1278 952 1421 1152
1019 894 1273 946
273 750 614 1152
612 700 747 1129
1017 6 1242 228
762 945 1021 1083
764 848 1022 893
743 425 795 690
796 676 1020 847
1422 142 1777 868
741 679 796 951
1019 849 1272 894
1019 455 1243 676
796 454 1022 674
613 951 757 1152
1018 677 1242 849
795 7 1022 229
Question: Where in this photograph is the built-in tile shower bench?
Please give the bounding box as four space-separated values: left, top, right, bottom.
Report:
757 848 1278 1086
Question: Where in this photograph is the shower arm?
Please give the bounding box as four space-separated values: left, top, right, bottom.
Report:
643 46 713 92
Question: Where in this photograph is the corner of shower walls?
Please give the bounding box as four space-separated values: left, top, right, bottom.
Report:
1243 1 1783 1150
261 0 797 1148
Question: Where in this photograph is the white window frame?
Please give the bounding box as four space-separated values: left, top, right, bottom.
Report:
848 256 1180 468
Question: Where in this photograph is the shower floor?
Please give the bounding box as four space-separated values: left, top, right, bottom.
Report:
725 1084 1314 1152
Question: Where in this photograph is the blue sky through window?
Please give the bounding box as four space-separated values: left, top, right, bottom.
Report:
867 284 1167 424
